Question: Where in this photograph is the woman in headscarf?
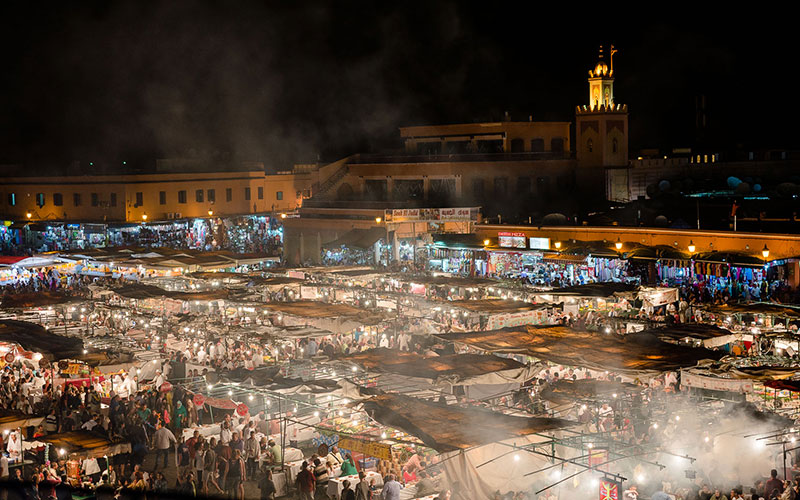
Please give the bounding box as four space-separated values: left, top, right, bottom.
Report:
174 400 188 432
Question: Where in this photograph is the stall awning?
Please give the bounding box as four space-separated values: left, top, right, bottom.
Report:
704 302 800 319
36 431 131 458
625 245 690 261
341 348 526 381
430 233 487 250
540 379 641 405
0 256 27 265
0 319 84 360
543 282 639 298
0 291 85 309
322 228 386 250
437 325 724 375
448 300 554 314
112 283 229 301
359 392 575 452
694 251 765 268
542 253 588 263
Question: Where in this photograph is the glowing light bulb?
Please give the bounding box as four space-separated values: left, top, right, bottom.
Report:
513 454 520 461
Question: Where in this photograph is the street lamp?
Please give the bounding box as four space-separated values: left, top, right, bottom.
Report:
142 213 148 221
280 213 287 219
26 212 32 219
554 241 562 250
762 245 770 261
208 210 214 216
375 217 382 224
615 238 623 251
687 240 696 254
483 239 490 247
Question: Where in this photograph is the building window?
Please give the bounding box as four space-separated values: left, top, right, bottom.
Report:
7 193 15 206
73 193 81 207
510 138 524 153
159 191 166 205
587 138 593 153
135 192 143 207
110 193 117 207
612 138 618 153
493 177 508 197
196 189 204 203
36 193 45 207
226 188 232 202
276 191 283 200
258 187 264 200
53 193 63 206
516 176 531 195
91 193 99 207
551 138 565 153
207 189 215 203
472 178 484 199
244 187 251 201
531 138 545 153
178 190 187 204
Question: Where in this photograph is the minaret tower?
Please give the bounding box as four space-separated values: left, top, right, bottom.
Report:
576 45 628 168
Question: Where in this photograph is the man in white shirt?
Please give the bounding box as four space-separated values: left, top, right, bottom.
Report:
154 370 165 389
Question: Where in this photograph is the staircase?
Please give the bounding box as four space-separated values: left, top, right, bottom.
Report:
314 163 350 199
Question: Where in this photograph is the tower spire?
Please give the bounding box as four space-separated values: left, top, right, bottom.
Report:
609 45 618 75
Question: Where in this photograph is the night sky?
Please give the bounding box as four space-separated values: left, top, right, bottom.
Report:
0 3 794 170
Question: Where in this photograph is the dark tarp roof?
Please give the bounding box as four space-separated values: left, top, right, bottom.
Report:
0 319 83 360
693 251 765 267
704 302 800 319
540 379 641 405
0 291 86 309
560 240 619 258
112 283 229 301
190 272 304 286
641 323 734 341
360 392 576 452
395 275 502 287
38 430 128 457
764 380 800 392
437 325 723 375
448 300 556 314
264 300 386 324
430 233 487 249
624 245 690 261
543 282 639 298
322 228 386 250
74 351 136 367
341 348 525 380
